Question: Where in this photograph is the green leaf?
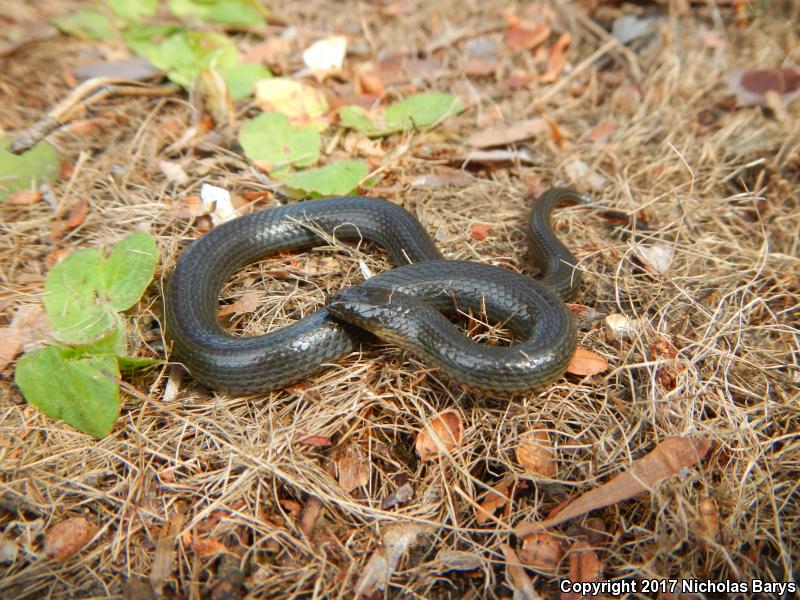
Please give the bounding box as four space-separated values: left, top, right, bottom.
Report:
118 355 162 370
280 160 369 196
15 347 121 439
169 0 266 26
104 231 159 312
43 232 159 344
0 138 59 200
106 0 157 21
383 92 462 131
53 9 116 41
73 327 127 357
239 112 320 170
219 62 271 100
135 30 239 88
339 93 463 137
339 106 374 133
122 23 181 56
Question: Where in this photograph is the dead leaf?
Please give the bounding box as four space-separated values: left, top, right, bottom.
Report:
408 167 475 189
44 516 98 562
563 158 606 191
355 524 431 596
191 536 230 557
299 496 323 539
297 435 332 448
415 409 463 461
566 304 604 329
464 148 536 165
469 223 493 241
464 58 501 76
582 119 615 145
197 68 236 131
159 160 189 185
381 482 414 509
467 117 549 148
50 197 89 240
337 447 371 493
4 189 42 205
516 430 556 478
434 550 484 572
541 33 571 84
604 313 638 342
150 513 184 596
520 531 564 575
727 67 800 107
612 83 642 116
0 305 48 371
697 496 719 543
476 476 514 525
74 57 159 81
500 543 541 600
303 35 347 73
219 291 261 317
633 243 674 273
201 183 239 225
354 62 384 96
505 19 551 52
514 437 712 537
566 348 608 376
648 336 683 389
561 541 603 600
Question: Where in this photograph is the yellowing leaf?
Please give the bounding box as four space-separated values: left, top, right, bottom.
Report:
254 78 329 125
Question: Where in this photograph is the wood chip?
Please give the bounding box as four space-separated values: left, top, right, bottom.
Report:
500 543 542 600
519 531 564 575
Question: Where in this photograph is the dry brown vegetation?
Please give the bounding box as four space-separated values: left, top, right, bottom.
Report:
1 0 799 598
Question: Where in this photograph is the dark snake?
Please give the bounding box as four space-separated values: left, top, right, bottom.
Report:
164 189 592 394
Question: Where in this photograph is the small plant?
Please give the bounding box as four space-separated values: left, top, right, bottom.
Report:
14 232 159 438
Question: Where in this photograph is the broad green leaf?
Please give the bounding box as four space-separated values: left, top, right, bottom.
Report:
118 355 162 370
136 30 239 88
383 92 462 131
43 232 158 344
338 93 462 137
280 160 369 196
122 23 181 57
73 327 126 357
339 106 374 132
206 0 266 25
104 231 158 312
43 248 116 344
53 9 116 41
15 347 120 439
0 139 59 200
239 112 320 170
106 0 157 21
220 62 271 100
169 0 266 26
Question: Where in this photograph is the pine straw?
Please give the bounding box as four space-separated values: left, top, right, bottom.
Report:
1 1 799 598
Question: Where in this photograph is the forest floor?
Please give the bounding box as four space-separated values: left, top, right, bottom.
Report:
1 0 798 598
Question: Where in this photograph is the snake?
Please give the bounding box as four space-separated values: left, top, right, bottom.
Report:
164 189 591 394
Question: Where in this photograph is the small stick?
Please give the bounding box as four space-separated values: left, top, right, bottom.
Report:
10 77 180 154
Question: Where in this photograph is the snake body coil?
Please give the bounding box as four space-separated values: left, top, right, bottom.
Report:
165 190 587 394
